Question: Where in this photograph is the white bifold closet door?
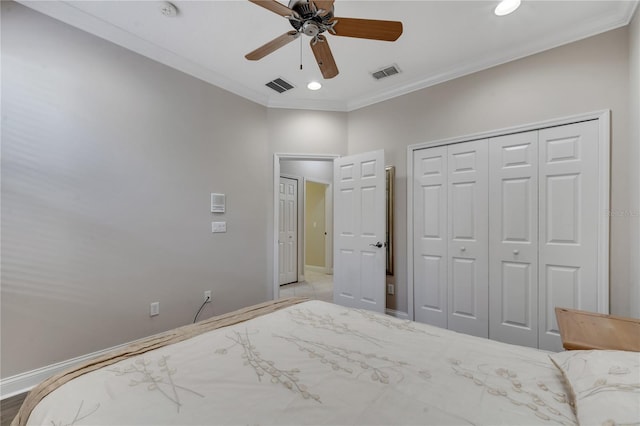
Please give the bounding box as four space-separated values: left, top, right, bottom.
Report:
413 119 604 349
447 140 489 338
413 141 489 338
413 146 448 327
538 120 600 351
489 131 539 348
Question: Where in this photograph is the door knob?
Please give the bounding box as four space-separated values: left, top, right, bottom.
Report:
513 249 519 255
369 242 383 248
461 246 466 251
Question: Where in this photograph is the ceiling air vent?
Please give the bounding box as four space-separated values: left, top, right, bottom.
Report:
266 77 295 93
372 65 401 80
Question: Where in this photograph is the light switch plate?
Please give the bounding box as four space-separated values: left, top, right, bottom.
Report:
212 221 227 233
211 193 225 213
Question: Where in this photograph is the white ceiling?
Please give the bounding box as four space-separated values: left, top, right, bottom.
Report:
18 0 638 112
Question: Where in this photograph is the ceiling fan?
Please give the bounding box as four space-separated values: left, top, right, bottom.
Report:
245 0 403 79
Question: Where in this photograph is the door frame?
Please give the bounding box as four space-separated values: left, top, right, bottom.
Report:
406 110 610 321
273 153 340 300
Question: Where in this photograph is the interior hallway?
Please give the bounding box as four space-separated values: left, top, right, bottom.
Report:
279 269 333 302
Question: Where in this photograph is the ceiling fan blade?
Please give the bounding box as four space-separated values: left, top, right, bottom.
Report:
331 17 403 41
245 31 300 61
248 0 296 18
310 35 339 79
312 0 334 16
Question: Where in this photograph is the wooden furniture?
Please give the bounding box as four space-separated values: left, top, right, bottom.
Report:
555 307 640 351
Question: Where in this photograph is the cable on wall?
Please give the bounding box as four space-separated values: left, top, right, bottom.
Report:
193 296 211 323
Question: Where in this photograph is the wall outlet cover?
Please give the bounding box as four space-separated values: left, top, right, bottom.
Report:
212 221 227 233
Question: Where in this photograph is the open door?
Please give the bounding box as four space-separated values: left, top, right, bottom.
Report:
333 150 386 312
278 176 298 285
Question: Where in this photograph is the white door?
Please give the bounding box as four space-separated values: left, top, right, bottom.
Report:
333 150 386 312
279 177 297 285
413 145 448 327
538 120 599 351
447 140 489 338
489 131 539 348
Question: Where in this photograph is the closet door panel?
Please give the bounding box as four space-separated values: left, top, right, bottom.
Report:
413 146 448 327
447 140 489 338
489 131 539 348
538 120 599 351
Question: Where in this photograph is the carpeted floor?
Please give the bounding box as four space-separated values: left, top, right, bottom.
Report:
1 393 26 426
279 269 333 302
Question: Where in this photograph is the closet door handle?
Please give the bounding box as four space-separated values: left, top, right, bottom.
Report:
369 242 383 248
513 249 519 255
460 246 466 252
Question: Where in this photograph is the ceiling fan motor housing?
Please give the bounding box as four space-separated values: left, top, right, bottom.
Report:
288 0 334 36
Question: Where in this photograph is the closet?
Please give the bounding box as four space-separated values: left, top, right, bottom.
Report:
411 116 608 351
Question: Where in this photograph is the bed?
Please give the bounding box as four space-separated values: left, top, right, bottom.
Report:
12 297 639 425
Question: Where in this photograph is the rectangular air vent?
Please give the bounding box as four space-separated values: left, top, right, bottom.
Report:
266 77 295 93
372 65 401 80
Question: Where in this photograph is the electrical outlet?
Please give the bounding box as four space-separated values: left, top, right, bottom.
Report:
150 302 160 317
387 284 395 295
204 291 212 303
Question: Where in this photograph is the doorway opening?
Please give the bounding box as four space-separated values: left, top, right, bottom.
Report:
273 154 339 302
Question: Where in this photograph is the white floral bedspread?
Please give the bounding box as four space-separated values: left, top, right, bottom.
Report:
27 300 577 425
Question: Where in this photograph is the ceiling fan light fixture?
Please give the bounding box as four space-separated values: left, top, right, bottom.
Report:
307 81 322 90
494 0 521 16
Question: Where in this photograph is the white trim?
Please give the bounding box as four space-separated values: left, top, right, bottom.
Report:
0 338 141 399
597 111 611 313
406 144 415 321
273 154 340 301
407 110 611 152
385 309 410 320
406 110 611 320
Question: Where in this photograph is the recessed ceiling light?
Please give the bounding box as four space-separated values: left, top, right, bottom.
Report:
307 81 322 91
494 0 521 16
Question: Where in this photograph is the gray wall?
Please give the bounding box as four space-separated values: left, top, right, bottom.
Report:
0 2 276 377
280 160 333 183
347 27 634 316
0 2 349 379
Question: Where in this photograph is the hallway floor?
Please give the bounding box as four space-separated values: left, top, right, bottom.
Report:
279 269 333 302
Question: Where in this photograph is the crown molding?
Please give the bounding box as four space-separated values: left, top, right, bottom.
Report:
16 0 639 114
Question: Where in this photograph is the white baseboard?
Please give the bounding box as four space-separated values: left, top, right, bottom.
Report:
0 338 138 400
385 308 410 320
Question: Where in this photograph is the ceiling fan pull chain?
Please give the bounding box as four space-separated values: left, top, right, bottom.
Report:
300 35 303 70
